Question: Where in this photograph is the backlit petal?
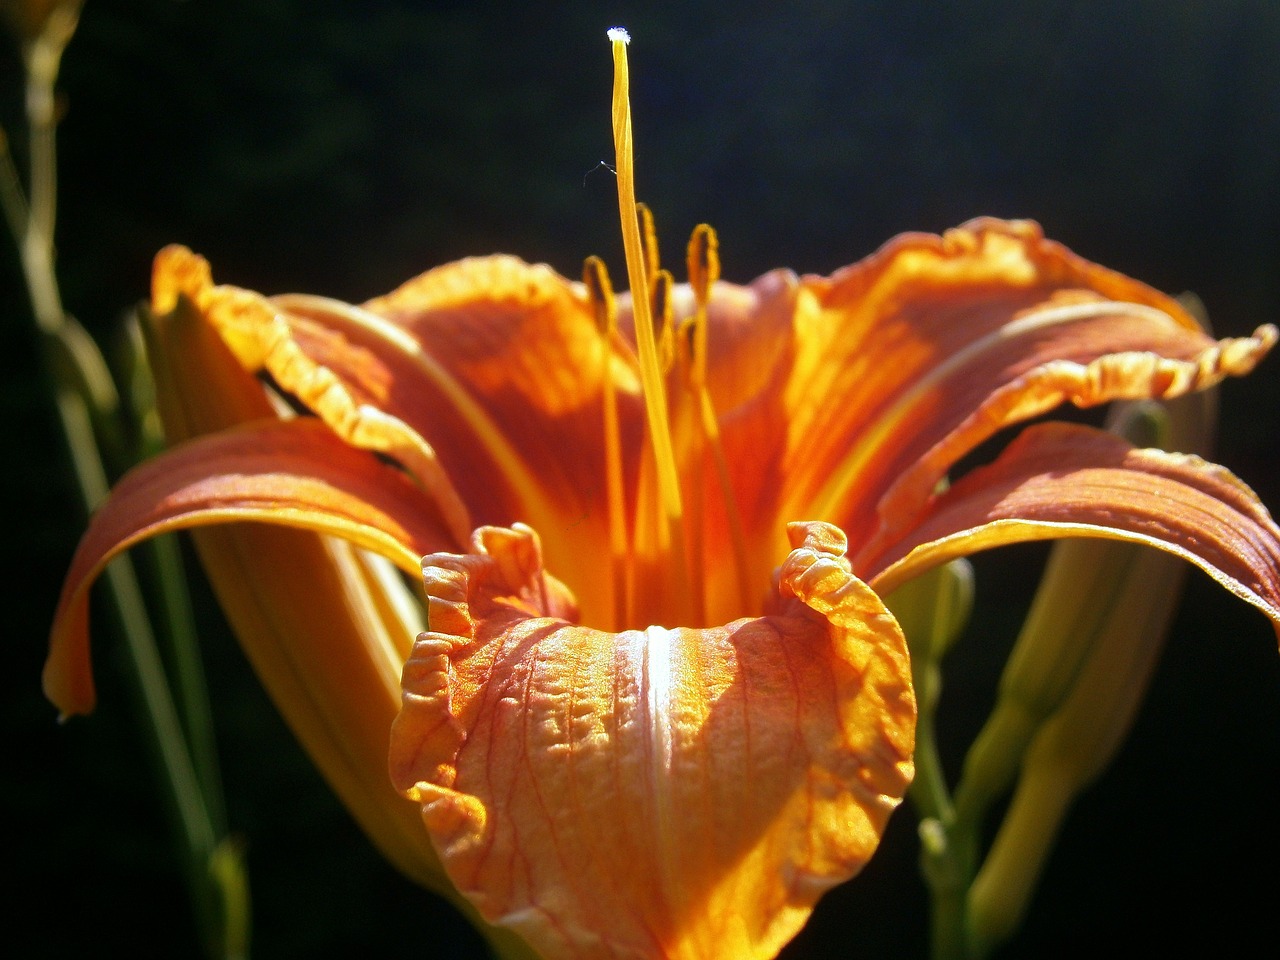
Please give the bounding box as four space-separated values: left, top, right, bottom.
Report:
650 221 1272 578
357 256 649 619
390 521 914 959
867 422 1280 639
155 247 648 625
44 418 450 717
153 245 474 546
141 257 471 895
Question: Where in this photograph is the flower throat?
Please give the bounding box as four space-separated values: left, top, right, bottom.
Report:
586 28 751 633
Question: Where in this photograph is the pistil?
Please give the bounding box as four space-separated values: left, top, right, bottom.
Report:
610 27 691 625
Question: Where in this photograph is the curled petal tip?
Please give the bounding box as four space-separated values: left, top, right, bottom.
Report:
151 244 212 315
475 522 544 586
786 519 848 556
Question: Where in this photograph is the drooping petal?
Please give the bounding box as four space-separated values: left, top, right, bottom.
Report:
389 521 914 960
866 422 1280 641
45 418 451 717
141 259 470 895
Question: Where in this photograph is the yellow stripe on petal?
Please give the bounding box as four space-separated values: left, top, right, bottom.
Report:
760 219 1276 553
294 256 638 627
143 254 481 901
390 521 914 960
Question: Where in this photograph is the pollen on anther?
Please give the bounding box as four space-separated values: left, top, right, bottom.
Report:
607 26 631 44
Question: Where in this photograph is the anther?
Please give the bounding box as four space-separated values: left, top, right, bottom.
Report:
583 254 617 336
687 223 720 306
651 267 675 374
637 202 661 292
683 224 720 390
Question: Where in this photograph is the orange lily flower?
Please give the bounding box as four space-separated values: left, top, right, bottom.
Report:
44 32 1280 960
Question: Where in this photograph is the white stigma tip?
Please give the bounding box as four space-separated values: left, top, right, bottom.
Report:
607 26 631 44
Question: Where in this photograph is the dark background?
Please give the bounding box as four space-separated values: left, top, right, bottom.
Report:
5 1 1280 957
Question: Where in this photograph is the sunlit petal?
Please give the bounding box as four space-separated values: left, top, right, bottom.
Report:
867 422 1280 637
284 259 640 624
44 418 451 717
608 220 1275 606
137 254 476 896
153 245 474 545
807 220 1270 545
390 521 914 959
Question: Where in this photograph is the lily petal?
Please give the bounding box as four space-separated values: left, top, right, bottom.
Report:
867 421 1280 639
801 219 1273 544
138 260 472 896
390 520 915 959
155 247 648 626
45 418 451 717
661 219 1273 572
153 245 475 546
44 416 463 895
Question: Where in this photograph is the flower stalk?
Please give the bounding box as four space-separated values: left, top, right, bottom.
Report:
2 4 247 956
903 391 1216 960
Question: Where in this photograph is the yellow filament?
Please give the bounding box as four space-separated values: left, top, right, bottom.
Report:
674 317 708 626
637 202 662 289
684 225 753 617
697 390 753 617
583 255 630 630
611 30 689 621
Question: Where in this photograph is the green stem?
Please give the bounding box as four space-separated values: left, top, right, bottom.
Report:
898 560 979 960
53 386 218 863
146 533 229 834
13 8 249 956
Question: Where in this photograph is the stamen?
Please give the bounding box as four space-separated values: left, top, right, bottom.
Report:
584 255 630 629
685 224 717 387
683 225 753 618
676 314 708 627
610 28 690 622
637 202 662 291
650 267 675 374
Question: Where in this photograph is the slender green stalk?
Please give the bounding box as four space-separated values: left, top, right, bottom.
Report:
887 559 976 959
146 533 229 833
7 5 248 956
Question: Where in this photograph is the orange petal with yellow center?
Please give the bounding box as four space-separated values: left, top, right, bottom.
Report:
153 245 476 546
389 521 915 960
44 417 468 897
867 422 1280 642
